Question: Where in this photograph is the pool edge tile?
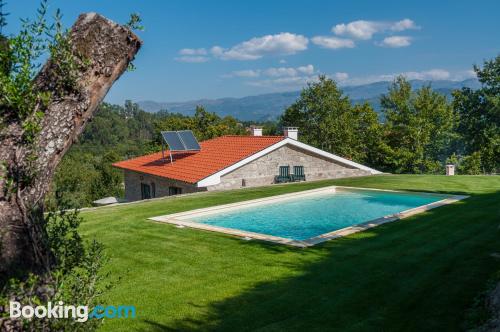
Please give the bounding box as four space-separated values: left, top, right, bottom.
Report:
148 188 469 248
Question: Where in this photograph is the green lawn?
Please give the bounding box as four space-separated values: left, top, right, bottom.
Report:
79 175 500 331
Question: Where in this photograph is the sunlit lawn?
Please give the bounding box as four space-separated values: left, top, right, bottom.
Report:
79 175 500 331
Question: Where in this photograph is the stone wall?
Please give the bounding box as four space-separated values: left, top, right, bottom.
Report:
207 144 371 191
122 144 373 200
123 170 203 201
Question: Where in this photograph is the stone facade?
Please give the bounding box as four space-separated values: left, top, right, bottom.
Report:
207 144 371 191
123 143 372 201
123 170 203 201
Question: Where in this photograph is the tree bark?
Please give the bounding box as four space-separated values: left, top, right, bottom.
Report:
0 13 141 278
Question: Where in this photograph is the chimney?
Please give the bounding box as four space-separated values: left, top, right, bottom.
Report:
283 127 298 140
251 126 263 136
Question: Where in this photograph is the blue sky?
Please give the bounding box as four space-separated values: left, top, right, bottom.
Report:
3 0 499 104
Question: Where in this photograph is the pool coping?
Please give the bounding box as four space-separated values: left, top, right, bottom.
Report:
149 186 469 248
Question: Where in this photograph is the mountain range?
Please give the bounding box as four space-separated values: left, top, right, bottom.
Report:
137 79 480 121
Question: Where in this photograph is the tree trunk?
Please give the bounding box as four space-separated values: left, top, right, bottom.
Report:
0 13 141 278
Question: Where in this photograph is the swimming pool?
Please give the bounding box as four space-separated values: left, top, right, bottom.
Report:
150 187 466 247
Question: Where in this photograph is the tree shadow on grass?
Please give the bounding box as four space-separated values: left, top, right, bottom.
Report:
142 191 500 331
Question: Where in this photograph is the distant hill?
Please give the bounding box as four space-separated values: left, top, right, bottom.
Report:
137 79 480 121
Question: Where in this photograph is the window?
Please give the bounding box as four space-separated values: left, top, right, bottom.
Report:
279 166 290 177
141 183 151 199
151 182 156 198
275 166 291 183
293 166 305 181
169 186 182 196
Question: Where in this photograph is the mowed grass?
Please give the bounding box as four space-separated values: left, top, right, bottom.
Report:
79 175 500 331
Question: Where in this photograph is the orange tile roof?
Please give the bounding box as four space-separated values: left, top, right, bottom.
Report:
113 135 285 184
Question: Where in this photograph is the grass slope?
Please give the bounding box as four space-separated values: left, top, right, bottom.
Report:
79 175 500 331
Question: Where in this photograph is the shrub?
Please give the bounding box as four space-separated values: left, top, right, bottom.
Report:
0 209 110 331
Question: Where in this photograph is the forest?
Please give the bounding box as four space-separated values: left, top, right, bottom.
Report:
50 55 499 209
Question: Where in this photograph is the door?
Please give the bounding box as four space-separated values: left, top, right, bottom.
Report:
141 183 151 199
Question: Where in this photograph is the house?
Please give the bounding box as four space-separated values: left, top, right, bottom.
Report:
112 127 381 201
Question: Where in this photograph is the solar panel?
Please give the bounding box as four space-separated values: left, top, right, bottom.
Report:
161 131 185 151
178 130 201 151
161 130 201 152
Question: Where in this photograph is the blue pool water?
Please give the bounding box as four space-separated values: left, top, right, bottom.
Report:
194 189 443 241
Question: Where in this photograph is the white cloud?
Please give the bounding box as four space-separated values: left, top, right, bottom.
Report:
454 69 476 80
333 19 419 40
210 46 224 57
264 64 315 77
178 48 207 55
333 20 382 40
404 69 450 80
378 36 412 48
227 64 315 79
333 72 349 81
231 69 261 78
311 36 355 49
247 75 319 89
174 56 210 63
230 67 474 91
211 33 309 60
265 67 297 77
391 18 418 31
339 68 475 86
297 64 315 75
227 64 318 90
279 59 287 64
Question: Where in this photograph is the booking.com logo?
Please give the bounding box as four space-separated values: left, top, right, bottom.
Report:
9 301 136 322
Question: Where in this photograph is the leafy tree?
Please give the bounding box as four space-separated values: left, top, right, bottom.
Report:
0 3 140 330
281 75 381 164
48 153 100 209
152 105 245 144
380 76 455 173
459 151 483 175
453 55 500 173
192 105 246 139
351 102 385 167
90 151 124 200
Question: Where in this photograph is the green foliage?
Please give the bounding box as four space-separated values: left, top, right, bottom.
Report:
351 102 386 167
0 0 81 143
0 34 8 74
45 208 85 273
281 75 382 165
124 12 142 72
89 151 124 200
48 102 246 208
125 13 144 31
192 105 246 139
380 76 456 173
46 9 85 98
1 210 109 331
153 105 246 143
46 101 156 209
459 151 483 175
453 55 500 173
446 152 483 175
